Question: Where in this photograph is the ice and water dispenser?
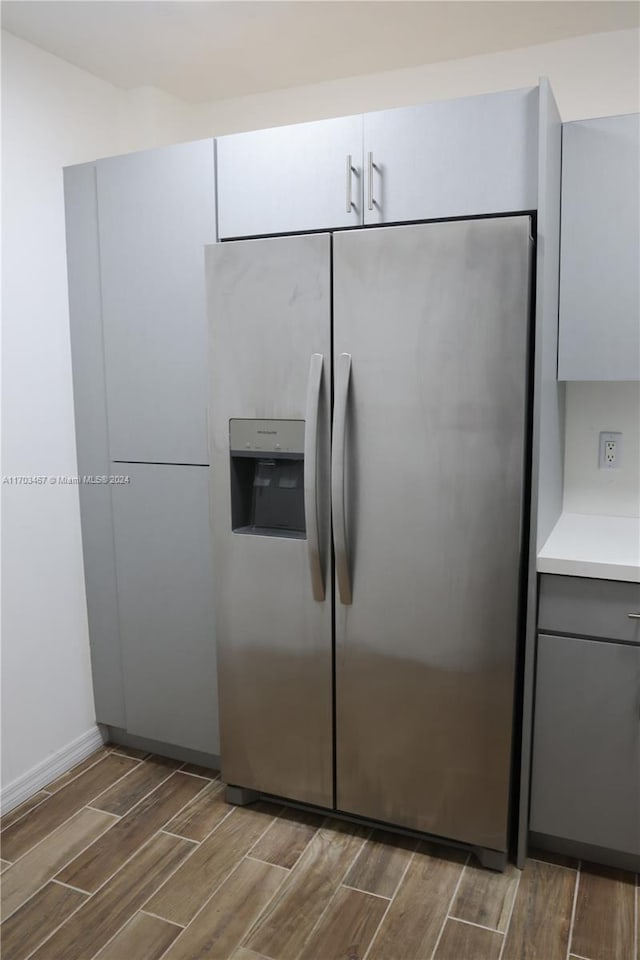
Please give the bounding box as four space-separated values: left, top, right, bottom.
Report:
229 419 306 539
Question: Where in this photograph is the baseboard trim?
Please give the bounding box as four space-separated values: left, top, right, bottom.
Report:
1 726 106 813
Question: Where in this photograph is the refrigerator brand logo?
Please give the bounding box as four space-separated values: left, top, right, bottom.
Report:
257 430 277 435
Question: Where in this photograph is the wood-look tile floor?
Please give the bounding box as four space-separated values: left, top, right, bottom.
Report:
1 746 638 960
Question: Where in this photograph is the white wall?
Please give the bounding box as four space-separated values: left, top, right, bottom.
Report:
2 25 638 792
183 27 640 137
564 383 640 518
1 32 124 788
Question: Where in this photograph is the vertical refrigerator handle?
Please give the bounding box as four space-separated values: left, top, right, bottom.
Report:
332 352 352 605
305 353 325 601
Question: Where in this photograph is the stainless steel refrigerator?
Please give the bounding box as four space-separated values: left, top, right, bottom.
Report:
207 217 532 867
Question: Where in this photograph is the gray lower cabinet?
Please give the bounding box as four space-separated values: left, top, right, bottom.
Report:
558 113 640 380
110 463 218 755
97 139 216 464
531 633 640 859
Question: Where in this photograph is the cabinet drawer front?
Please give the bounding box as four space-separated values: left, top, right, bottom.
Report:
217 115 363 238
531 634 640 854
539 574 640 644
363 87 538 225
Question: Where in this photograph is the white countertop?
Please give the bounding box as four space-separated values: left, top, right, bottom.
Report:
537 512 640 582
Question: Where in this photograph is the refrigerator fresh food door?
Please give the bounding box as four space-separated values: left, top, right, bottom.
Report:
333 218 532 851
207 234 333 807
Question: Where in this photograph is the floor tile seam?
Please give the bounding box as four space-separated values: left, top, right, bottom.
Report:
361 847 417 960
2 802 115 877
20 875 92 960
0 808 120 923
565 862 581 960
85 763 220 867
179 852 289 956
45 751 120 796
89 763 187 819
85 765 211 839
0 793 52 834
51 877 91 895
82 907 185 960
340 883 391 902
176 763 221 783
54 824 198 901
56 825 204 960
243 806 286 861
276 826 373 960
245 852 292 870
244 813 322 871
139 908 186 929
4 758 150 862
445 914 507 936
239 814 336 949
428 853 470 960
160 828 204 844
108 748 149 761
151 811 287 943
344 833 420 903
497 865 522 960
164 799 238 850
85 805 122 819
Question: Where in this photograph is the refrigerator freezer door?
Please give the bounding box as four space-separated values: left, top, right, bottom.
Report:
207 234 333 808
333 218 532 851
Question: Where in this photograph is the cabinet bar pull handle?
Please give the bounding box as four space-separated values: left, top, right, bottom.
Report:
367 151 374 211
331 353 352 605
346 155 354 213
628 613 640 619
305 353 325 601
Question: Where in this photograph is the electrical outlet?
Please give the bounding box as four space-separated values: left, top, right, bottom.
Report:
599 431 622 470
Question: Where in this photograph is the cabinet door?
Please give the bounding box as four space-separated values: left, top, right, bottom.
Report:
531 634 640 855
97 140 216 465
558 114 640 380
64 162 126 728
217 115 362 238
363 87 538 225
111 463 218 755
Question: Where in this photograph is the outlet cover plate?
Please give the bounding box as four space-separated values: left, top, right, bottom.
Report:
599 431 622 469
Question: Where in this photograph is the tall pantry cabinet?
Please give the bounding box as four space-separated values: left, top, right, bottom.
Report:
65 140 219 758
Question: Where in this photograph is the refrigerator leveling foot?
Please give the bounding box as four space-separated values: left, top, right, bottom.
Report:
475 847 508 872
225 784 260 806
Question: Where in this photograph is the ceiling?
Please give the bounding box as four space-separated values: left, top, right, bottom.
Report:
2 1 638 104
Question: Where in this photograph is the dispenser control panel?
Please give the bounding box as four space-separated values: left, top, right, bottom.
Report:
229 418 304 457
229 419 306 538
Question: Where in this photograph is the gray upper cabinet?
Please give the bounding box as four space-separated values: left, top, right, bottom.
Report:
558 114 640 380
217 115 363 238
217 89 540 239
363 87 539 225
97 140 216 464
111 462 218 755
531 634 640 858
